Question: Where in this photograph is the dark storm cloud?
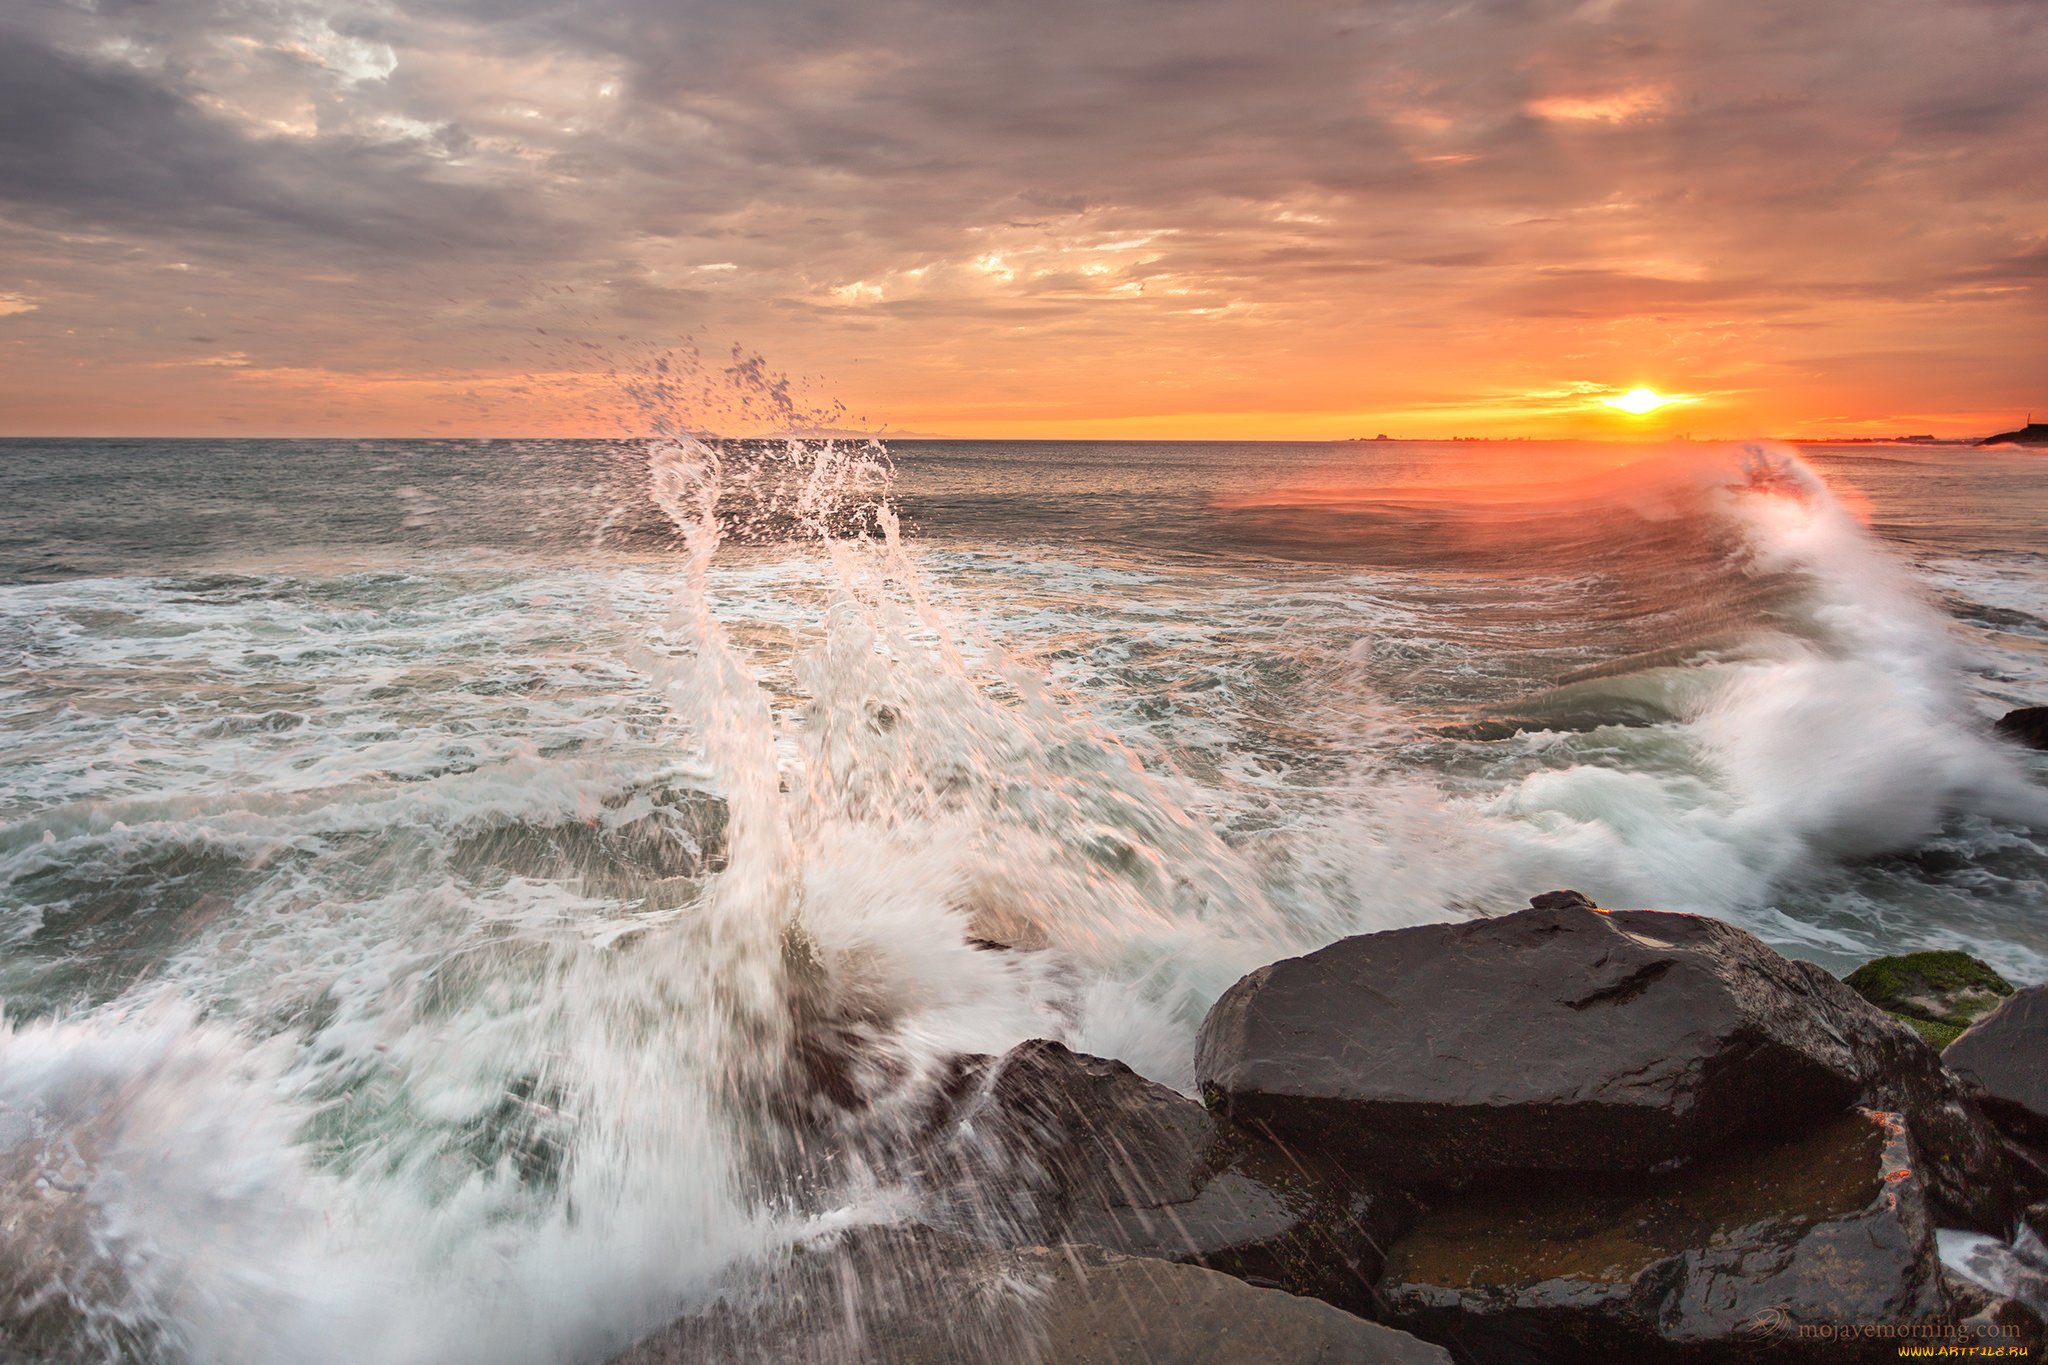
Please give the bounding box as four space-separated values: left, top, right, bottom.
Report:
0 28 534 256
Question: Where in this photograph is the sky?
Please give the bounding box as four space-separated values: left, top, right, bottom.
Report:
1 0 2044 440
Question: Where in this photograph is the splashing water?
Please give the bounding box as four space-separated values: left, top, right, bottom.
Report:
0 408 1298 1362
1 411 2044 1360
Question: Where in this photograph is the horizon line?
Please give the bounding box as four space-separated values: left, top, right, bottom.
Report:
0 431 2011 446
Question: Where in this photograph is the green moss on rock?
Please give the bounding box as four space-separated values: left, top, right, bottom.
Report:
1898 1014 1968 1051
1844 951 2013 1032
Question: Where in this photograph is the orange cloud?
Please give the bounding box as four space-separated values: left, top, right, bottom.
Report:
0 0 2041 440
1526 85 1670 124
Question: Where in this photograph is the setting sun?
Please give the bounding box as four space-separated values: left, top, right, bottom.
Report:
1604 387 1673 416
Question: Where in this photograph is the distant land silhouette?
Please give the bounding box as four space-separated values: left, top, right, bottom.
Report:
1978 419 2048 447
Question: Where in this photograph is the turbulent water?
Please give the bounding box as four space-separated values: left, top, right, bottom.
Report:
1 432 2044 1362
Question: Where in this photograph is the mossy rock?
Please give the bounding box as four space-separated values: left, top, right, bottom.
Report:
1898 1014 1968 1051
1845 951 2013 1036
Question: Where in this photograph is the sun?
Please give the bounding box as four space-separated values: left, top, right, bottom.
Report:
1604 387 1672 416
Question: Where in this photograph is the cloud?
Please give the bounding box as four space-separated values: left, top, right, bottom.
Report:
0 0 2043 434
1526 86 1669 124
0 28 563 258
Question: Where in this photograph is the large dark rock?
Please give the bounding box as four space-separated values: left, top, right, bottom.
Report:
1946 987 2048 1147
611 1224 1451 1364
1995 706 2048 751
918 1040 1410 1311
1377 1110 1945 1363
1195 903 2011 1229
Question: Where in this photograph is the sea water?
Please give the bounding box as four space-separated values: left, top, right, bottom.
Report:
0 433 2043 1361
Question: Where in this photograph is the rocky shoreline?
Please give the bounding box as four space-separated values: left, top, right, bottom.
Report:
613 896 2048 1364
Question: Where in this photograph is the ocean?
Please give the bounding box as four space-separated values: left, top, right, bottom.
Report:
1 434 2044 1361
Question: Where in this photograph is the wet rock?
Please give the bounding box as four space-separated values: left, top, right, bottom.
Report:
1940 1253 2047 1358
1846 950 2014 1050
1195 903 2011 1229
0 1100 180 1363
780 929 909 1119
612 1224 1450 1364
1994 708 2048 750
1377 1110 1943 1363
1526 889 1597 912
775 923 992 1131
1946 986 2048 1147
1 1117 137 1362
919 1040 1410 1311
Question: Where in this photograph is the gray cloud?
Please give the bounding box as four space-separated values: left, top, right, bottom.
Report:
0 29 540 257
1 0 2044 431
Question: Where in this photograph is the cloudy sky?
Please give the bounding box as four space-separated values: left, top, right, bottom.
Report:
2 0 2044 438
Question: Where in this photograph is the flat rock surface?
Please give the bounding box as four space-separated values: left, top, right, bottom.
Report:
1377 1110 1944 1363
611 1225 1450 1364
1194 903 2010 1229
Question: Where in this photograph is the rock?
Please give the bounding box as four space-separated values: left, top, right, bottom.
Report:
1940 1260 2046 1359
1527 889 1598 911
611 1224 1451 1364
1845 950 2014 1050
1195 903 2011 1229
1957 1296 2044 1360
0 1114 152 1363
1378 1110 1944 1363
1978 424 2048 449
1938 1219 2048 1357
918 1040 1410 1311
1994 707 2048 751
1946 986 2048 1147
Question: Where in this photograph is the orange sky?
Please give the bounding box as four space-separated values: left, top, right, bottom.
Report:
2 0 2043 440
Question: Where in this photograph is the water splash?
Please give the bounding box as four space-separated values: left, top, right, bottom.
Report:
0 371 1291 1361
1283 441 2048 957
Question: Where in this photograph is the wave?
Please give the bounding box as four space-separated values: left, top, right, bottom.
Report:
1278 443 2048 959
0 434 2042 1360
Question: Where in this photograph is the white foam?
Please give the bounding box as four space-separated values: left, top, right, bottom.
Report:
1298 447 2047 947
